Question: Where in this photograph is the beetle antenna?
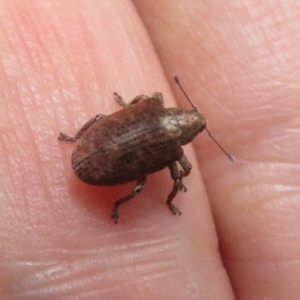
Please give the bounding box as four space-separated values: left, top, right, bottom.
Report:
205 128 236 163
173 74 236 163
173 74 197 111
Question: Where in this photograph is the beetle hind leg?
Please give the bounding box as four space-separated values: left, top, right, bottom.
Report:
111 177 147 223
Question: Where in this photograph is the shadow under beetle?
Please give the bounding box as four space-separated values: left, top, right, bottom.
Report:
58 75 235 223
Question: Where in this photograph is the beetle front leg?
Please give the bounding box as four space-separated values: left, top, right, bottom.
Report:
167 154 192 215
58 114 106 142
177 154 192 190
111 177 147 223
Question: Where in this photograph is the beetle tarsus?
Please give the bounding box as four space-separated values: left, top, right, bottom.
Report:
111 205 119 224
179 179 187 192
168 203 182 216
58 132 77 142
113 92 129 108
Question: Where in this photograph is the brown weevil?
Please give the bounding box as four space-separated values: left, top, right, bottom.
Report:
58 75 235 223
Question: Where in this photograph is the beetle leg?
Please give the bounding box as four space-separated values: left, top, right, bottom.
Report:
177 154 192 192
167 154 192 215
152 92 164 106
114 93 149 107
58 114 106 142
129 94 151 106
114 92 164 107
113 92 129 108
166 162 182 216
130 92 164 106
111 177 147 223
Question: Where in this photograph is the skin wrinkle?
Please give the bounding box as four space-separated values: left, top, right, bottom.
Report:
13 3 73 133
12 248 180 297
2 7 54 210
11 216 183 296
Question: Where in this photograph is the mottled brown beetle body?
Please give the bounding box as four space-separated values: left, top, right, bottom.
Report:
58 76 234 223
72 96 206 185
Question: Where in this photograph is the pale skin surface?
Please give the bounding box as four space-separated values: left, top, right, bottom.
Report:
0 0 299 299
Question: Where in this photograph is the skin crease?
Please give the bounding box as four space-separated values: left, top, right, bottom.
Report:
0 0 299 300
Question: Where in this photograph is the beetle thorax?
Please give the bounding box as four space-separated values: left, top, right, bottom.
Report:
171 108 207 145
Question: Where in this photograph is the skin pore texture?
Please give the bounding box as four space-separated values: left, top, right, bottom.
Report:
0 0 300 299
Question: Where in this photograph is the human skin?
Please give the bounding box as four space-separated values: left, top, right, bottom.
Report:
0 0 299 299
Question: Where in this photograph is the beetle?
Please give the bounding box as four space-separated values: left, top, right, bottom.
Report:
58 75 234 223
